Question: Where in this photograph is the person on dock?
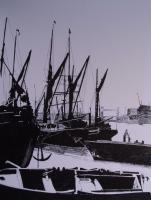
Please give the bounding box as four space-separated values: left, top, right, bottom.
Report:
123 129 131 142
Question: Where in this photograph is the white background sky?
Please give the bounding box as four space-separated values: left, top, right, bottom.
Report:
1 0 151 114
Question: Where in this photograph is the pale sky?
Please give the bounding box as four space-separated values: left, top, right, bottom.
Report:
1 0 151 114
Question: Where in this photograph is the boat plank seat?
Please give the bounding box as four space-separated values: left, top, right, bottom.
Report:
42 176 56 193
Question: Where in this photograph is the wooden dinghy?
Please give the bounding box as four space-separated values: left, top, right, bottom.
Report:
0 165 150 200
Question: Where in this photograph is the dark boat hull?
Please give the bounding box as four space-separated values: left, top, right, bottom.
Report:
0 183 150 200
86 140 151 165
0 122 38 168
40 128 87 147
40 127 117 147
0 107 39 168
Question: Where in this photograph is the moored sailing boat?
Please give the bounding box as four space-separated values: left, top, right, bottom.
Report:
85 87 151 165
35 26 118 160
34 26 92 158
86 68 117 141
0 18 39 168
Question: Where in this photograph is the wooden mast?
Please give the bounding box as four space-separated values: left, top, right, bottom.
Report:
95 68 108 125
95 68 99 125
43 21 69 123
10 29 20 106
12 29 20 80
68 56 90 119
68 28 71 77
0 17 7 75
72 56 90 113
63 63 66 119
62 28 71 120
43 20 56 123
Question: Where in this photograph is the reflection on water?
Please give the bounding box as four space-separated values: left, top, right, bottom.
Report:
29 123 151 192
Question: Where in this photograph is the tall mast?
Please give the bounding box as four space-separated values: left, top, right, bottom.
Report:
68 28 72 119
47 53 69 114
72 56 90 113
95 68 99 125
12 29 20 79
63 64 66 119
48 21 56 72
43 20 56 123
95 68 108 125
67 28 71 118
10 29 20 106
63 29 70 119
16 50 32 99
0 17 8 75
68 28 71 76
137 93 141 106
68 56 89 119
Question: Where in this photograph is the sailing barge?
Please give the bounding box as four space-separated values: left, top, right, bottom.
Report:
0 18 39 168
0 166 150 200
0 101 39 168
34 25 117 160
